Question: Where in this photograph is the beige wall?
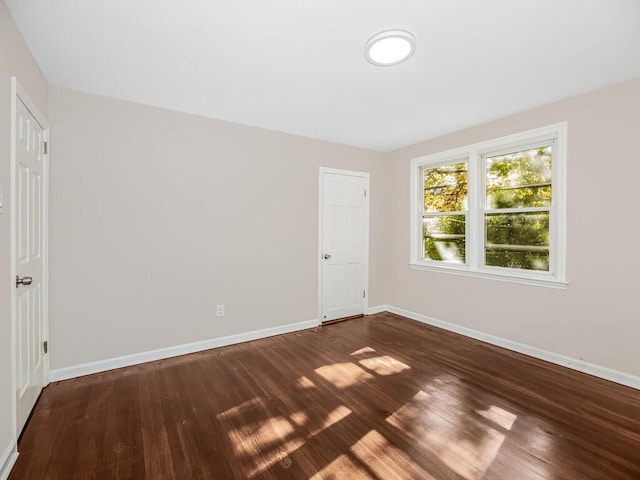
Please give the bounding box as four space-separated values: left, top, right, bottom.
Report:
386 77 640 378
0 0 48 470
48 87 387 370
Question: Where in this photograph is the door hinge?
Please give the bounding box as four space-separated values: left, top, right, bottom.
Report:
43 141 48 155
363 290 366 298
43 340 48 354
364 189 367 198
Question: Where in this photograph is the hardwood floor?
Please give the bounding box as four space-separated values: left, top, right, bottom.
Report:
9 312 640 479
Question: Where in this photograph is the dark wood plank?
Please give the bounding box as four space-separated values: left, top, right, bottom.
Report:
9 312 640 479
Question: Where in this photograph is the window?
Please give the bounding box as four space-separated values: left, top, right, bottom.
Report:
410 123 567 288
422 162 467 264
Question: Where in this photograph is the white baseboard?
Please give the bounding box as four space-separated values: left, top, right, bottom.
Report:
50 318 319 382
47 306 640 391
0 441 18 480
385 305 640 391
366 305 388 315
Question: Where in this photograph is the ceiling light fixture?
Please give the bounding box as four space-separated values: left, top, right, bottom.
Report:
365 30 416 66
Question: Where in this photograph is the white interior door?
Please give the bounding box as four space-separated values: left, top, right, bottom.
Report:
319 169 369 322
14 96 46 434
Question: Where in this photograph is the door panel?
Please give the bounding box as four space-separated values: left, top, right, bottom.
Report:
31 172 42 258
17 164 29 264
31 284 43 374
15 97 45 434
18 290 30 396
320 171 368 322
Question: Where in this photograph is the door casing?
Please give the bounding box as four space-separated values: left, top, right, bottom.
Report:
318 167 370 324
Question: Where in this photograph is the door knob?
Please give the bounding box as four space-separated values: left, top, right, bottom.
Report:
16 275 33 287
323 254 331 260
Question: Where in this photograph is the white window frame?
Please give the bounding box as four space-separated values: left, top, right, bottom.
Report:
410 122 568 289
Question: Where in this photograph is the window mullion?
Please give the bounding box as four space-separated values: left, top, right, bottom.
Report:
467 149 481 270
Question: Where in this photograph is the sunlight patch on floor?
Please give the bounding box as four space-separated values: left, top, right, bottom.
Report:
228 415 296 456
217 397 264 420
290 411 309 427
297 375 317 389
217 396 303 478
517 422 555 478
315 362 375 389
247 436 305 478
350 430 437 479
307 405 352 438
217 394 360 478
386 389 431 423
475 405 517 430
359 355 411 376
350 346 377 356
386 388 511 480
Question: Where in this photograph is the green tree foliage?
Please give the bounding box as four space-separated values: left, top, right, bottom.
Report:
424 162 467 212
486 147 552 209
423 216 466 262
485 212 549 270
423 163 467 262
485 147 552 271
422 148 552 270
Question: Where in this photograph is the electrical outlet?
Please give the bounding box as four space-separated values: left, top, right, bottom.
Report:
216 304 225 318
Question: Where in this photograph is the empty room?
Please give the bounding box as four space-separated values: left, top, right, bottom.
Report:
1 1 639 479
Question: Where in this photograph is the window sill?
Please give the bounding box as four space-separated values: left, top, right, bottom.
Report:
409 262 568 289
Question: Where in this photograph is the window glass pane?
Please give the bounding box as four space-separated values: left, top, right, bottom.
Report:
486 146 552 209
485 212 549 271
423 215 466 263
424 162 468 212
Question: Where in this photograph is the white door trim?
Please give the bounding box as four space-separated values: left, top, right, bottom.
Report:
10 77 50 444
318 167 370 323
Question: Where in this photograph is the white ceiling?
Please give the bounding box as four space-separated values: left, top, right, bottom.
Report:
6 0 640 151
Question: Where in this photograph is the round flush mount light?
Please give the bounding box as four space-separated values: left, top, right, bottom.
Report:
365 30 416 66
